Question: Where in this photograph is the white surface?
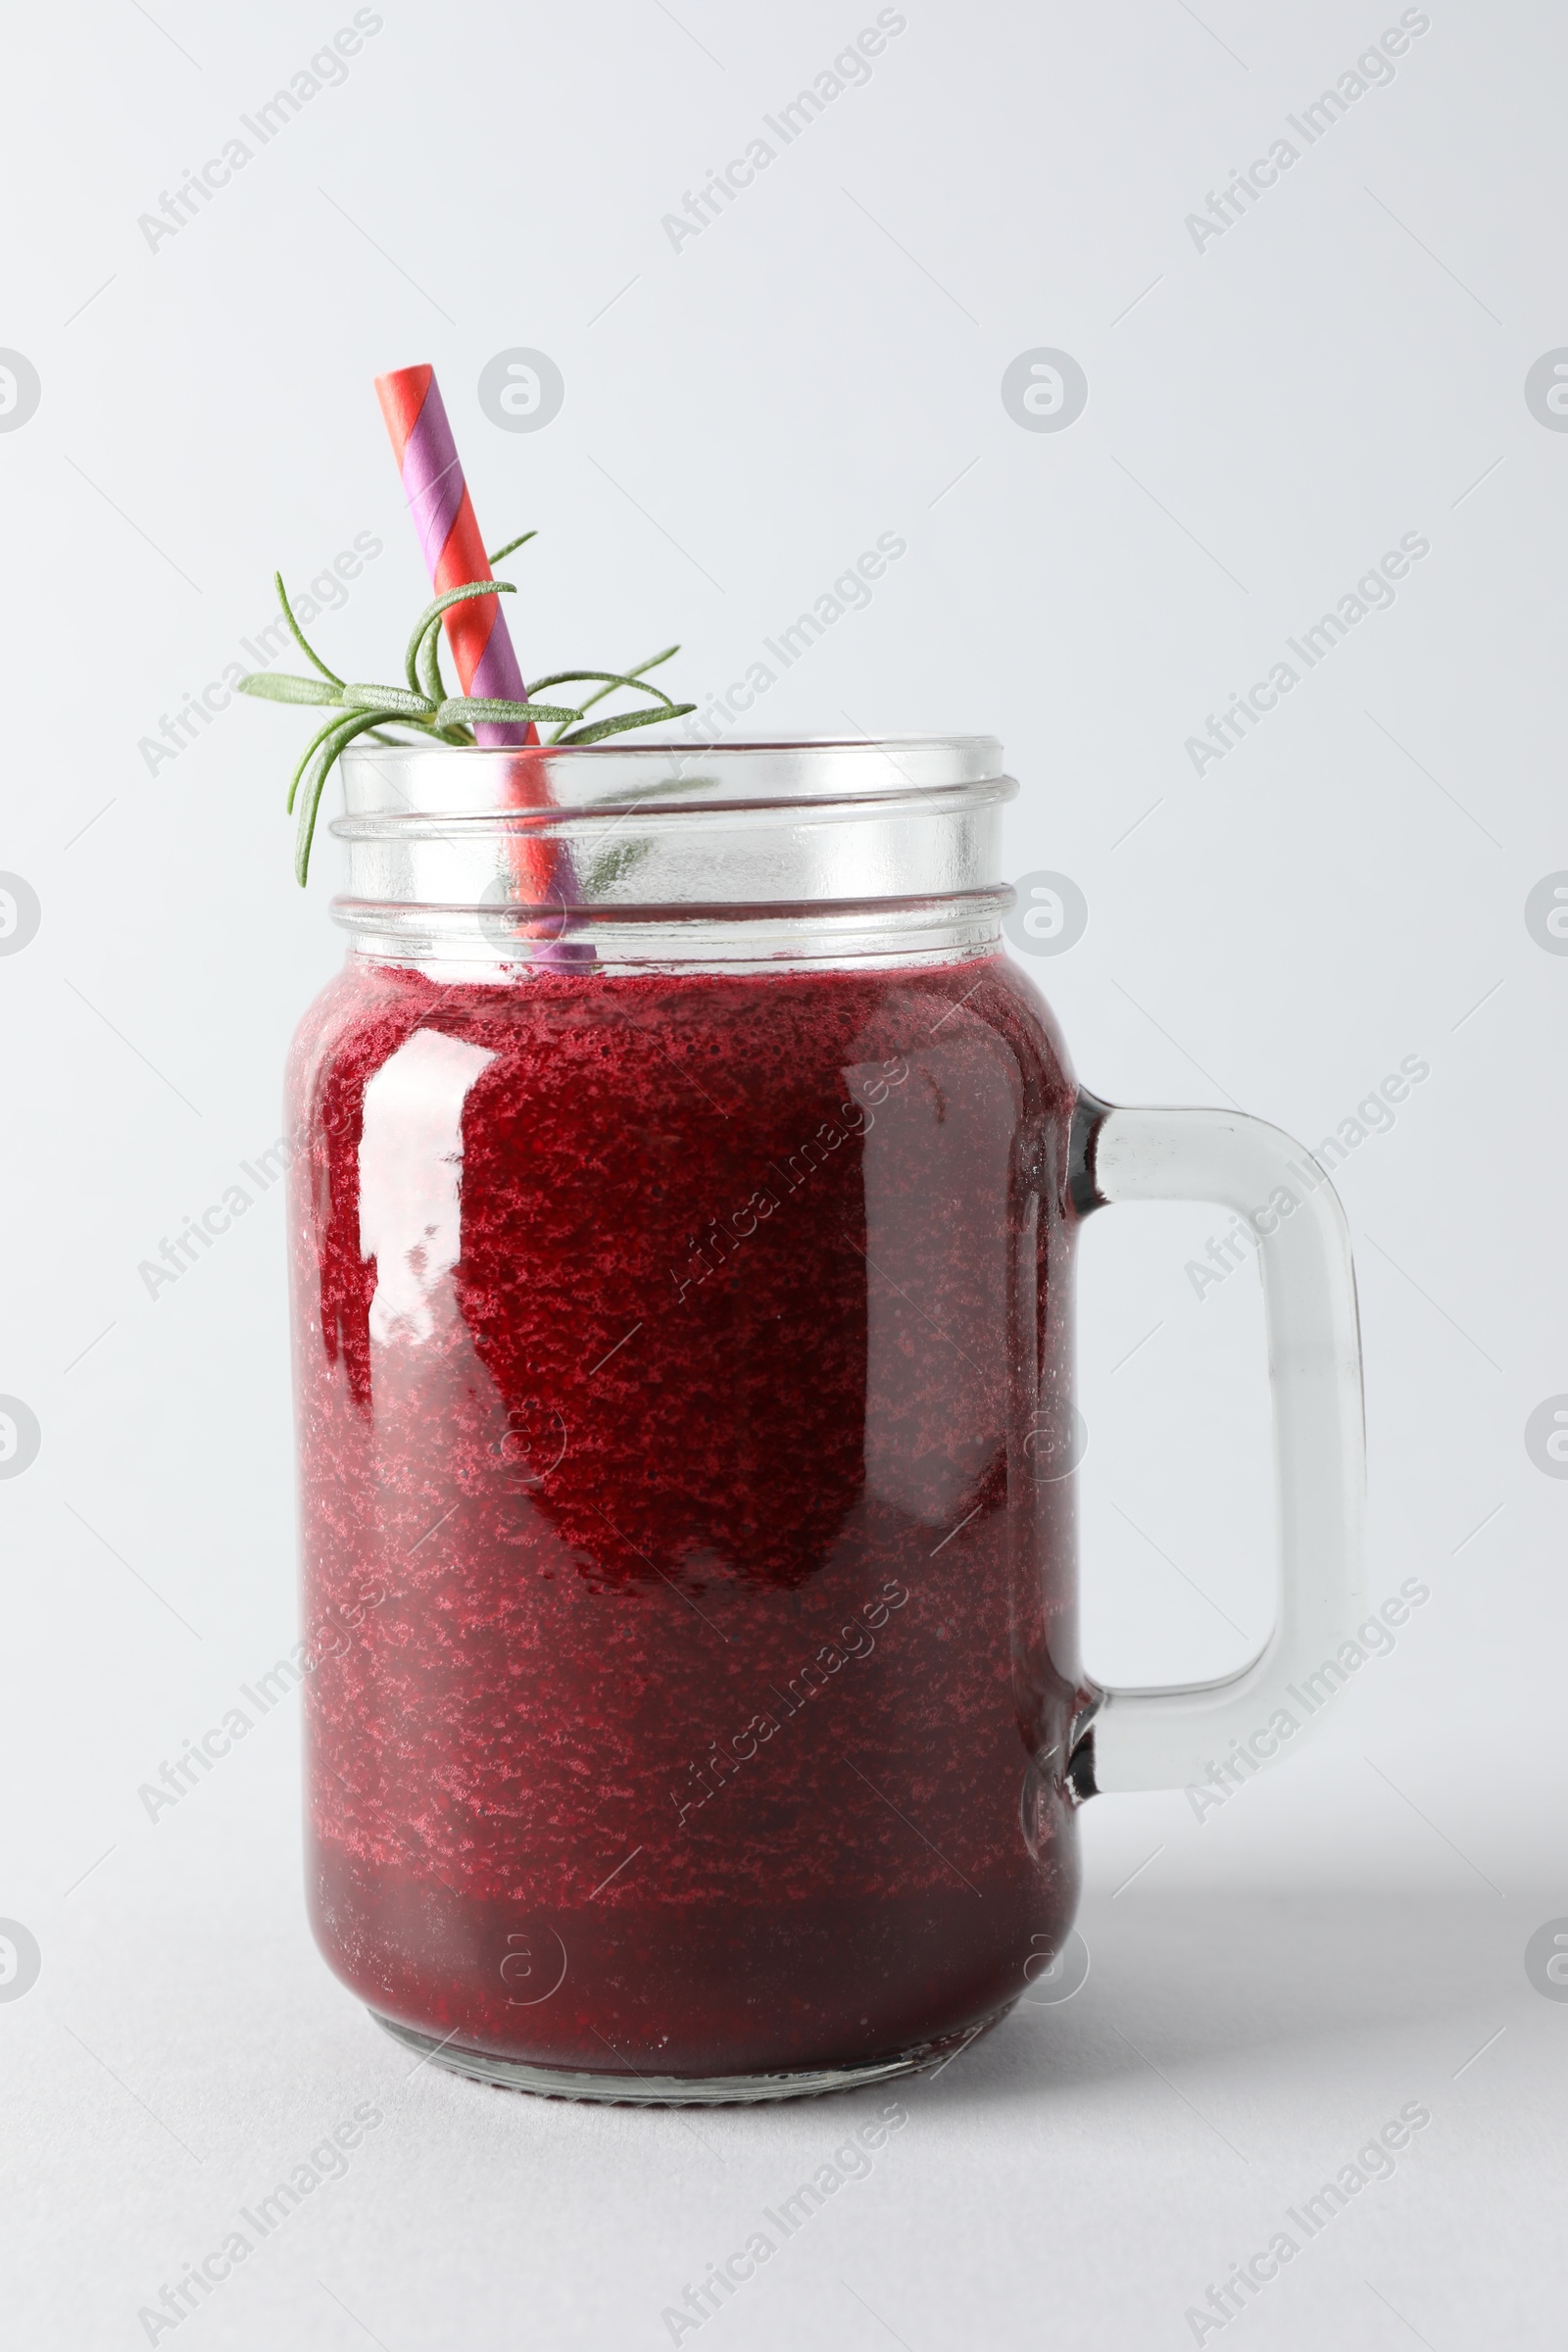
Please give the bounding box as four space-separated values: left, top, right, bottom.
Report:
3 0 1564 2341
10 1857 1558 2347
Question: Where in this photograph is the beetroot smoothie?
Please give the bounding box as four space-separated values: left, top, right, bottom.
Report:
288 949 1088 2080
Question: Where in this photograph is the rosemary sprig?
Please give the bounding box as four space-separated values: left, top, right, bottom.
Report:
238 536 695 884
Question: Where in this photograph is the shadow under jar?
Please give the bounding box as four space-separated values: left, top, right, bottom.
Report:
287 736 1364 2102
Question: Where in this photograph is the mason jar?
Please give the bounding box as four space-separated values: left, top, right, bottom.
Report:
286 737 1363 2102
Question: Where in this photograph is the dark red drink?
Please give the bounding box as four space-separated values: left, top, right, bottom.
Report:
288 950 1088 2083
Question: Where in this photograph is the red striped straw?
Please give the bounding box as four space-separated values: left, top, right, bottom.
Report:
374 363 535 743
374 364 584 952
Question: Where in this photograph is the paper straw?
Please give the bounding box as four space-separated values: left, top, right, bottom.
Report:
375 363 585 954
374 364 534 744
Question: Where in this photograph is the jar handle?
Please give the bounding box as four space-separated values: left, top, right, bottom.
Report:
1070 1098 1366 1796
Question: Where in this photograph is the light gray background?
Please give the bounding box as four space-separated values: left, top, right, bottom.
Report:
3 0 1562 2343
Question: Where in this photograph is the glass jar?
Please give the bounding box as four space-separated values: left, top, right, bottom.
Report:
286 737 1364 2101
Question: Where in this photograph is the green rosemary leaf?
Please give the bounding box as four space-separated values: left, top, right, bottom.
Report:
416 612 448 710
294 710 395 886
555 702 696 748
402 579 517 694
341 682 433 718
580 835 653 898
286 710 362 815
594 645 680 707
238 672 343 706
538 651 682 741
530 671 675 744
431 698 579 729
242 540 692 882
273 572 345 688
529 668 676 699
